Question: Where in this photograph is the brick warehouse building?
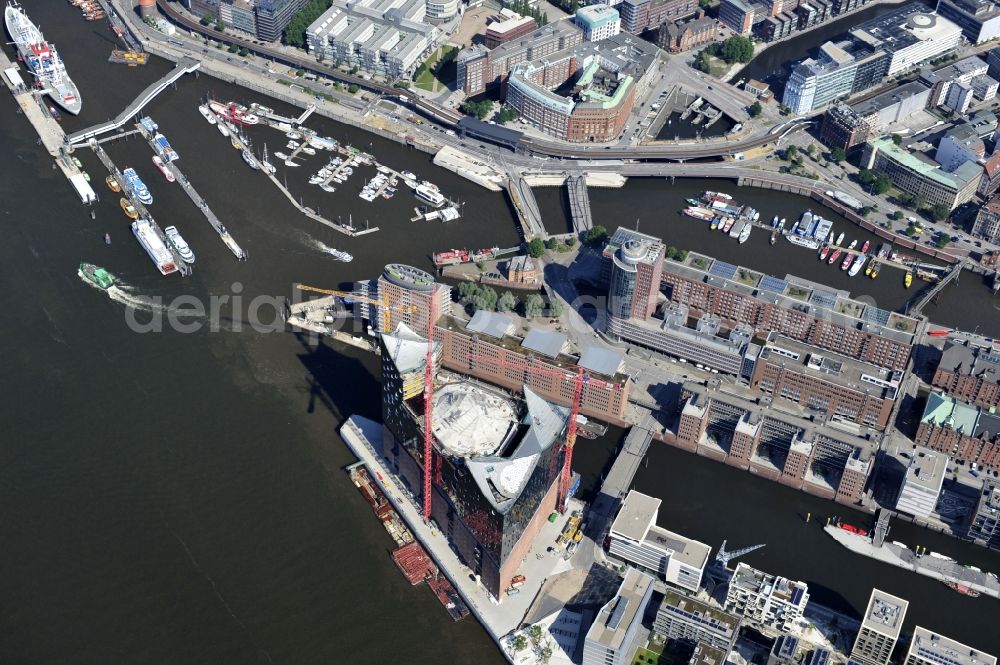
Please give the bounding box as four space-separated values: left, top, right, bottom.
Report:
915 392 1000 469
931 341 1000 409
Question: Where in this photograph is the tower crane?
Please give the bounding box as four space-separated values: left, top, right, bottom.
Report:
294 284 417 332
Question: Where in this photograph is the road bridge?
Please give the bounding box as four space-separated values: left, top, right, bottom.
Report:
566 175 593 233
908 261 963 316
66 57 201 145
506 175 545 239
587 416 656 541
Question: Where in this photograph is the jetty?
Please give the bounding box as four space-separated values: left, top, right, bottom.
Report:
286 295 372 350
824 523 1000 599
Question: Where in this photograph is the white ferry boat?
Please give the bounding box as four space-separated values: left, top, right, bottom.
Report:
327 248 353 262
164 225 195 264
198 104 217 124
132 220 177 275
122 167 153 205
5 1 81 114
415 183 445 207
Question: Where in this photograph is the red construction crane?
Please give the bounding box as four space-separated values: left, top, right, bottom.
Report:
462 353 621 512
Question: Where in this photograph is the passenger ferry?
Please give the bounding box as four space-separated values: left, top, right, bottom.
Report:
122 167 152 205
415 183 445 208
164 225 195 264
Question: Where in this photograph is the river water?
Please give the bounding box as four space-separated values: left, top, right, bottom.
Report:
1 1 997 662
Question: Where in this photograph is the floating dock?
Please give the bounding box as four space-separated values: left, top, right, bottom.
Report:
824 524 1000 599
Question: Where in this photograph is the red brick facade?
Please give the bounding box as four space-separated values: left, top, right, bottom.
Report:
915 421 1000 468
932 366 1000 410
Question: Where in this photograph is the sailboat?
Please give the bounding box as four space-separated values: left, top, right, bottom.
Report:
260 143 276 175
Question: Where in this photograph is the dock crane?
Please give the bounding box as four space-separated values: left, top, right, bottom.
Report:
715 539 766 568
294 284 417 332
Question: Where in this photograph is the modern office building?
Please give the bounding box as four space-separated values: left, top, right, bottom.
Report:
968 480 1000 549
380 323 571 599
484 12 537 48
373 263 451 334
608 490 711 592
424 0 457 20
583 567 656 665
819 105 873 152
860 137 982 210
923 56 992 106
207 0 309 41
505 33 660 143
849 81 931 133
851 589 909 665
437 314 632 423
974 195 1000 241
605 228 666 323
904 627 997 665
895 446 949 519
783 42 864 114
219 0 258 35
658 15 715 51
852 7 961 77
255 0 310 41
751 333 901 431
936 0 1000 43
931 341 1000 408
725 563 810 633
575 5 622 41
719 0 756 34
619 0 699 32
658 253 917 371
654 590 742 651
305 0 439 79
936 125 988 172
915 392 1000 471
456 21 583 95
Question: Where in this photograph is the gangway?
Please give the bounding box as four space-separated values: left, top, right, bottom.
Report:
66 57 201 145
296 104 316 124
872 508 892 548
907 261 963 316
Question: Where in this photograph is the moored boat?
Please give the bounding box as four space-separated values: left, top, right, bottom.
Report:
415 183 445 208
738 221 752 244
819 245 830 261
105 174 120 192
122 167 152 205
164 225 195 263
944 580 980 597
787 234 820 250
848 254 866 276
79 262 114 289
433 248 470 266
131 219 177 275
841 253 854 271
5 1 82 114
241 148 259 170
120 197 138 219
835 232 845 246
861 240 870 254
828 249 843 265
198 103 217 124
151 155 175 182
848 239 858 250
770 229 777 245
683 206 715 221
729 219 744 239
905 272 913 288
217 122 229 137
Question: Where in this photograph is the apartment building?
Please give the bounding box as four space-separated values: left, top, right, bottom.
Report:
654 590 742 651
851 589 909 665
724 562 809 633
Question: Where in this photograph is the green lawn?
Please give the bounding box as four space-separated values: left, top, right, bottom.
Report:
414 45 458 92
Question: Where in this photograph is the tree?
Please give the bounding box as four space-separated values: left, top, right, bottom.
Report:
457 281 478 303
540 646 553 664
527 238 546 258
719 36 754 64
497 106 519 124
830 147 846 162
872 174 891 195
929 203 951 222
238 47 249 57
549 299 564 318
544 238 558 250
497 291 518 313
348 84 360 94
512 635 528 652
748 101 762 118
472 286 497 312
228 44 239 53
583 225 608 246
525 294 545 319
891 210 904 220
694 50 712 73
460 100 492 120
784 144 798 160
283 0 333 49
200 13 212 26
528 624 543 646
936 234 951 248
891 133 903 145
215 19 225 31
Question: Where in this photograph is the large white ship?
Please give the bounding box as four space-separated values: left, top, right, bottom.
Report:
131 220 178 276
4 1 81 114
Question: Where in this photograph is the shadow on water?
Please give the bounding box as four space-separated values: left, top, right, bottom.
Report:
292 333 381 423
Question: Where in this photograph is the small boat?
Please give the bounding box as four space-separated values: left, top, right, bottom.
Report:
848 239 858 250
105 175 120 192
738 221 752 244
320 183 336 193
819 245 830 261
687 198 703 206
710 217 720 231
79 262 115 289
82 172 90 182
72 157 83 168
284 160 299 167
928 329 951 337
49 105 61 121
944 580 980 597
401 170 416 181
274 151 289 160
326 247 353 262
301 146 316 155
828 249 843 265
778 218 786 231
870 265 879 279
865 260 874 277
905 272 913 288
704 191 733 202
848 254 865 277
722 217 735 234
120 197 139 219
164 225 195 263
287 140 300 149
835 232 845 246
828 229 835 243
771 215 779 227
104 233 111 245
286 130 301 140
198 103 217 124
151 155 175 183
241 148 259 170
790 221 800 235
217 122 230 137
838 523 868 536
841 253 854 271
770 229 777 245
231 134 242 150
860 240 870 254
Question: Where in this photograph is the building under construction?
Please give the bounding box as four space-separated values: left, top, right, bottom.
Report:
379 321 570 600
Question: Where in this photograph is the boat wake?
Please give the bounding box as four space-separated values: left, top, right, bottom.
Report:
77 270 170 314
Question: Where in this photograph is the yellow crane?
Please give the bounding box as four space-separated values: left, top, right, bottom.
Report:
294 283 417 332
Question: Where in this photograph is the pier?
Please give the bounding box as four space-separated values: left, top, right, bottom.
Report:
825 523 1000 600
66 57 201 145
907 261 964 316
566 175 593 233
89 141 192 276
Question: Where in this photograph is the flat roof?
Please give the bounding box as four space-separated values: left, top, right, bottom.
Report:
646 526 711 570
661 589 741 634
851 81 931 116
610 490 661 541
587 567 654 651
861 588 909 637
691 643 728 665
731 562 808 605
904 446 949 492
872 137 982 190
760 334 901 398
523 329 568 358
908 626 997 665
431 382 519 457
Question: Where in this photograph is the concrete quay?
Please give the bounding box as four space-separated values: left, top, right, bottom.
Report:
339 416 590 663
824 524 1000 599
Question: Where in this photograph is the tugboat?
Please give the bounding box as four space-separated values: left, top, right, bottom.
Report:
119 197 139 220
79 262 115 289
105 175 120 192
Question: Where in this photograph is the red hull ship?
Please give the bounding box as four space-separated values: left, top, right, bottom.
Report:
433 248 470 266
